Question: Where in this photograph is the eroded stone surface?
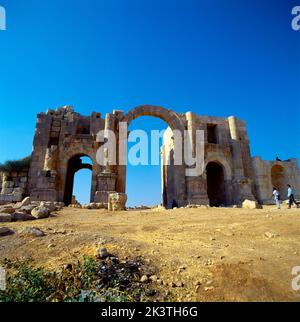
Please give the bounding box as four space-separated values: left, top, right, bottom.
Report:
31 206 50 219
108 193 127 211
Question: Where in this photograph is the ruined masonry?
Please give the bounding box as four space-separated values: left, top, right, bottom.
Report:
0 105 299 208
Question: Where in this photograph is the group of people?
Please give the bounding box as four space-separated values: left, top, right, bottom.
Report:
272 184 299 209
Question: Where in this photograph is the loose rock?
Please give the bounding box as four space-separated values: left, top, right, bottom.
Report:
204 286 215 291
12 212 35 221
96 247 108 259
31 206 50 219
21 227 45 237
0 227 15 237
242 199 262 209
0 213 12 222
149 275 158 282
265 232 279 239
140 275 148 283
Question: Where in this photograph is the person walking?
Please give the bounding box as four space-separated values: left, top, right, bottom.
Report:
272 187 281 209
287 184 299 208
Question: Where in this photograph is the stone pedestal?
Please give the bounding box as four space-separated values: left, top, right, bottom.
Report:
97 172 117 191
94 172 117 206
94 190 115 204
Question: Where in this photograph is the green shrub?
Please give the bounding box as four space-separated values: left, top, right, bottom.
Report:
0 156 31 174
0 261 55 302
0 255 150 302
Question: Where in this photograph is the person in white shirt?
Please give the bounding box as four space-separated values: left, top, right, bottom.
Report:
272 187 281 209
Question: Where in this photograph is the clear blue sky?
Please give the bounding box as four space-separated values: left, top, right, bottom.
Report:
0 0 299 205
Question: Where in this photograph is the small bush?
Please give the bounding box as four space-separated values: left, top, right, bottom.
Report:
0 156 31 174
0 260 55 302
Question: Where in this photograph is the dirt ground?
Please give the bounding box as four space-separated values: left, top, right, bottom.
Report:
1 205 300 302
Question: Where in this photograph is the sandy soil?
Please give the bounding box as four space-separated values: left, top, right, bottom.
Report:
1 206 300 302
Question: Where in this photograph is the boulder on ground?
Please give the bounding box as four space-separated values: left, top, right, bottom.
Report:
40 201 56 212
0 227 15 237
0 213 12 222
55 202 65 209
140 275 148 283
242 199 262 209
187 204 199 208
19 205 36 214
68 204 82 208
95 247 108 259
264 231 280 239
12 212 35 221
31 206 50 219
82 202 106 210
83 202 98 210
21 227 45 237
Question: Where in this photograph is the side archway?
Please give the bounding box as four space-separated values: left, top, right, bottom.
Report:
206 162 226 207
204 156 232 206
63 154 93 205
271 164 287 198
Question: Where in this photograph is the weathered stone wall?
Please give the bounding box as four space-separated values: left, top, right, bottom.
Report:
252 157 300 204
28 106 107 204
161 113 257 206
0 168 29 204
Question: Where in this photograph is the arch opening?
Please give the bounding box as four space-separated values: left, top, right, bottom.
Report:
123 105 185 208
63 155 93 205
125 116 174 207
271 165 286 198
206 161 227 207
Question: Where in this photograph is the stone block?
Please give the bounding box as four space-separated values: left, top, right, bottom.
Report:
12 212 35 221
2 188 13 194
108 192 127 211
31 206 50 219
94 191 114 204
12 194 23 202
3 181 14 188
242 199 262 209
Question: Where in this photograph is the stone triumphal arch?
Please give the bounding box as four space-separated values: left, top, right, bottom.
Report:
1 105 299 208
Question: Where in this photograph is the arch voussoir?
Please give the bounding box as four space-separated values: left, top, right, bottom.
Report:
123 105 185 133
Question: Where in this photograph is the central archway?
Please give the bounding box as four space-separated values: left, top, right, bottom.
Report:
119 105 186 208
124 105 185 133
